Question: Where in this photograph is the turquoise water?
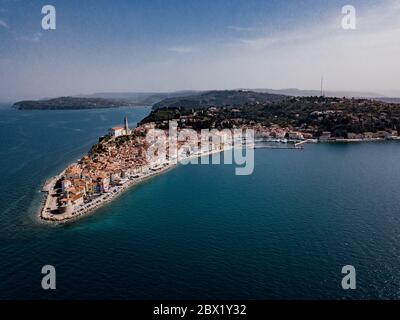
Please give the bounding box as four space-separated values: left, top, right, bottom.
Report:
1 105 400 299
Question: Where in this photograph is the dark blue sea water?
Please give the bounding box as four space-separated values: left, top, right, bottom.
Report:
1 104 400 300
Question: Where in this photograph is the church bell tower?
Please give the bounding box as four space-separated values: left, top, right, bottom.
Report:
124 116 129 135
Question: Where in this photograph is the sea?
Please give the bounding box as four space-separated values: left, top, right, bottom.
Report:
0 104 400 299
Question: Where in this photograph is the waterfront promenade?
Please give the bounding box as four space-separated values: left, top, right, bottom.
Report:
40 161 175 222
39 144 238 223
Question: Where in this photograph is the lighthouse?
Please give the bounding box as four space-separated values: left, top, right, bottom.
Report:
124 116 130 135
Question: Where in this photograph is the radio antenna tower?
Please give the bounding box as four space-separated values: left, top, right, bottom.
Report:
320 76 324 97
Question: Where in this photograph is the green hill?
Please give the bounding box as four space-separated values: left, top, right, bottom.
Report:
152 90 287 110
13 97 138 110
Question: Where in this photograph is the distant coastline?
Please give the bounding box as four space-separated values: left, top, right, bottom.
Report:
13 97 141 110
11 91 206 110
13 89 400 111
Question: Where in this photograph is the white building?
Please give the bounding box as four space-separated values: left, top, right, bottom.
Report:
109 116 131 137
109 127 125 137
61 179 72 192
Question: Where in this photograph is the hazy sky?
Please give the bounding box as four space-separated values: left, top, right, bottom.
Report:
0 0 400 101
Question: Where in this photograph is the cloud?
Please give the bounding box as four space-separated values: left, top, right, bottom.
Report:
17 32 42 43
236 1 400 50
167 46 194 54
149 0 400 95
227 25 254 32
0 19 9 29
3 1 400 99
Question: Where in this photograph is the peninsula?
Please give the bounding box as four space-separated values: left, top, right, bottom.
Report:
40 116 244 222
13 97 139 110
39 90 400 222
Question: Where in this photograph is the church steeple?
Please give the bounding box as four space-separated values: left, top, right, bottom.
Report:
124 116 129 135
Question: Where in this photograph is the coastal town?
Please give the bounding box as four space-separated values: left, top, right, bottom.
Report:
40 94 400 222
41 117 163 221
40 116 250 222
143 94 400 143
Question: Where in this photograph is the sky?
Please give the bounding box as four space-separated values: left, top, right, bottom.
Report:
0 0 400 101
